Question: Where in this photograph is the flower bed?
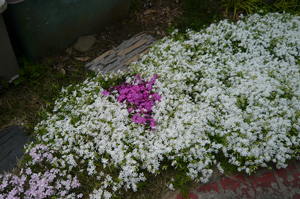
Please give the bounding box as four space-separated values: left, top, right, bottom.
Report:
1 13 300 199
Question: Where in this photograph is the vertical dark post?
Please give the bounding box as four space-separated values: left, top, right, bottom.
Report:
0 0 19 83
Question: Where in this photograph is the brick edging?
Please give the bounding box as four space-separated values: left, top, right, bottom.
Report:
175 161 300 199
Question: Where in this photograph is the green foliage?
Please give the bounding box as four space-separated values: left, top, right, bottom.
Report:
173 170 193 198
236 95 249 111
178 0 299 30
215 152 239 174
12 59 47 86
129 0 143 13
0 55 91 131
222 0 264 18
222 0 300 19
177 0 223 31
96 72 133 90
272 0 300 13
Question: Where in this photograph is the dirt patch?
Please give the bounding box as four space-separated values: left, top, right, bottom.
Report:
69 0 183 60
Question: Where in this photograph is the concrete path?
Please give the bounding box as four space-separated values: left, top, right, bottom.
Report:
171 161 300 199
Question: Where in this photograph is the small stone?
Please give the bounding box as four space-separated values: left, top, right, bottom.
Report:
74 57 90 62
59 68 66 75
65 47 73 55
73 35 97 52
144 9 156 15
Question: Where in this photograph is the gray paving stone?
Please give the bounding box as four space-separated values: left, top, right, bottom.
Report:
86 33 156 74
116 33 145 50
0 126 31 173
114 64 130 72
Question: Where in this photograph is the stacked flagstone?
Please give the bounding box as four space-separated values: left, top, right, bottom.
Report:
86 33 155 73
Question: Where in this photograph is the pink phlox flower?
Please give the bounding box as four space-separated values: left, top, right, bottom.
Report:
132 114 147 124
134 74 143 84
103 74 161 129
101 90 110 96
151 93 161 101
127 107 134 113
149 118 156 129
117 94 127 103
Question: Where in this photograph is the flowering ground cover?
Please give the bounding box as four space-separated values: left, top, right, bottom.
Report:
1 13 300 199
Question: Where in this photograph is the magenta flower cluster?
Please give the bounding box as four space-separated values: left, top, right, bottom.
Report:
102 74 161 129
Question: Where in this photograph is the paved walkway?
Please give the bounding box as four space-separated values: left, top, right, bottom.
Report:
172 161 300 199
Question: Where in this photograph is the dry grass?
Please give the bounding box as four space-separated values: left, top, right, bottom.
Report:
0 58 90 130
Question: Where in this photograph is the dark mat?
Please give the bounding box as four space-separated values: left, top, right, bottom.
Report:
0 126 31 173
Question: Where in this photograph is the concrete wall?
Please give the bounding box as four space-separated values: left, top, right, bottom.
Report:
4 0 131 59
0 14 19 82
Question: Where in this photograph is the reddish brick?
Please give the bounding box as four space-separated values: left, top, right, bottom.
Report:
290 172 300 187
275 168 291 188
249 172 278 188
221 175 254 198
293 194 300 199
221 176 244 191
275 165 300 189
276 166 289 179
294 161 300 171
286 162 298 174
188 192 198 199
176 195 184 199
197 182 219 193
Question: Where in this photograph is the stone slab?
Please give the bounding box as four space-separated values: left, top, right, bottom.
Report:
0 126 31 173
73 35 97 52
86 33 156 74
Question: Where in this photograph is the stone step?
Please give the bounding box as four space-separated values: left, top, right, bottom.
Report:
86 32 156 74
0 126 31 173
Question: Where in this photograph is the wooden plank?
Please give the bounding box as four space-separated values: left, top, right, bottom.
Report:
89 64 104 72
85 49 115 67
124 49 150 66
117 39 148 56
87 33 156 73
102 63 120 73
113 64 129 72
125 54 141 66
117 33 145 50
